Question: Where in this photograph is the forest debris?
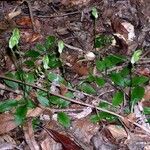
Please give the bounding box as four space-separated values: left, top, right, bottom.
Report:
23 120 40 150
68 107 92 119
71 118 99 144
0 113 17 135
45 128 81 150
27 107 43 117
107 125 127 139
40 136 62 150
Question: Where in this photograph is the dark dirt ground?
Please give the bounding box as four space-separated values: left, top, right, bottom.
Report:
0 0 150 150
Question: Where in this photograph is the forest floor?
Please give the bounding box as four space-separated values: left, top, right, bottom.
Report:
0 0 150 149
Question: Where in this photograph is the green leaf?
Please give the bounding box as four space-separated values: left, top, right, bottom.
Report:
15 105 27 125
48 54 61 68
131 86 145 103
9 28 20 49
90 112 117 123
57 112 71 128
112 91 124 106
24 60 35 67
132 76 149 86
37 95 49 106
131 50 142 64
58 40 64 54
48 72 63 84
50 96 70 108
143 107 150 115
95 35 113 48
43 55 49 69
110 72 125 87
99 102 109 109
36 44 46 51
25 50 40 58
91 7 98 19
95 76 105 87
96 55 125 71
44 36 56 49
0 99 18 112
80 83 96 94
4 72 19 89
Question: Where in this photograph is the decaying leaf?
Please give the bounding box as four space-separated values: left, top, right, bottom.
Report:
0 113 17 135
23 120 40 150
46 128 81 150
107 125 127 139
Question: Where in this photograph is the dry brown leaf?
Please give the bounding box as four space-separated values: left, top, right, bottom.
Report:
23 120 40 150
46 128 81 150
27 107 43 117
16 16 32 27
40 137 62 150
0 113 17 135
107 125 127 139
73 62 89 76
137 68 150 77
60 84 68 96
122 113 136 129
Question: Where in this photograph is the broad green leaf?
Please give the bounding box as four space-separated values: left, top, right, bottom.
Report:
50 96 70 108
44 36 56 49
80 83 96 94
99 102 109 109
131 50 142 64
9 28 20 49
131 86 145 103
25 73 35 83
4 72 19 89
132 76 149 86
0 99 18 112
15 105 27 125
112 91 124 106
24 60 35 67
95 76 105 87
58 40 64 54
25 50 40 58
120 67 130 77
107 55 125 65
110 72 125 87
143 107 150 115
90 112 116 123
48 54 61 68
48 72 63 83
95 35 113 48
26 99 35 109
96 55 125 71
57 112 71 128
91 7 98 19
36 44 46 51
37 95 49 106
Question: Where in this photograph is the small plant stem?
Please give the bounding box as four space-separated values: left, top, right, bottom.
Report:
93 19 96 52
1 75 150 134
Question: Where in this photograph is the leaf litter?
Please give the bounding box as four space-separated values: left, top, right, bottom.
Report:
0 0 150 149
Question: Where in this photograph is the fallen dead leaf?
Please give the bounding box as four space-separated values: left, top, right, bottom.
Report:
46 128 81 150
23 120 40 150
0 113 17 135
16 16 32 27
107 125 127 139
27 107 43 117
40 136 62 150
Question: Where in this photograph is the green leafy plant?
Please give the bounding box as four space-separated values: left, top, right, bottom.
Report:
1 20 149 130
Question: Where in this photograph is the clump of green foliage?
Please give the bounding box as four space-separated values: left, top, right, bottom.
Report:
0 8 149 128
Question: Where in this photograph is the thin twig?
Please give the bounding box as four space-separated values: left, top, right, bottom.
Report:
36 11 80 18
